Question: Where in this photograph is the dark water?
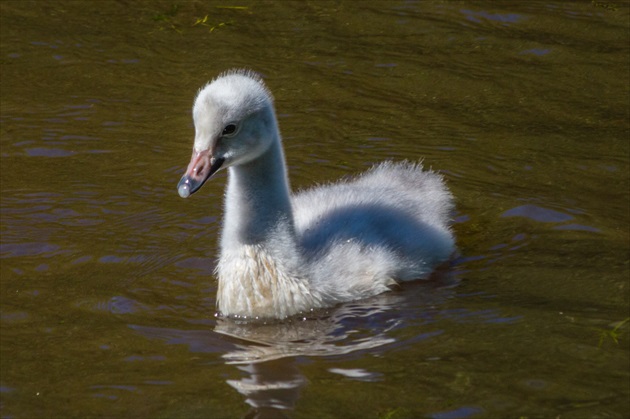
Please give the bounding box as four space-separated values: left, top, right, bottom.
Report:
1 1 629 418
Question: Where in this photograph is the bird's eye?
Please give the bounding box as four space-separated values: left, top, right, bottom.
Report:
222 124 238 137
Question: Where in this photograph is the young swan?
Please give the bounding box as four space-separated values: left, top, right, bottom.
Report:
177 69 455 320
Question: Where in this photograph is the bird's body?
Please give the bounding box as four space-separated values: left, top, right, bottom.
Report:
178 69 455 319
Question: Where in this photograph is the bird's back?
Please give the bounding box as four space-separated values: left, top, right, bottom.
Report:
291 161 455 302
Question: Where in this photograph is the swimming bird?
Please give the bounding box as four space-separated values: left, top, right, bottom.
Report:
177 69 455 320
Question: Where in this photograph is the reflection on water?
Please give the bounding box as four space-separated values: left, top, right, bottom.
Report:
215 296 404 365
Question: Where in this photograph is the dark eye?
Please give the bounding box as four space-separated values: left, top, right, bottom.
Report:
222 124 237 136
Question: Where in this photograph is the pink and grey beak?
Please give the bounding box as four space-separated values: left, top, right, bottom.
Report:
177 149 224 198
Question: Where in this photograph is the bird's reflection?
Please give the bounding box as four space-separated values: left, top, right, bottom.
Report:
226 360 304 418
215 295 401 364
213 284 451 417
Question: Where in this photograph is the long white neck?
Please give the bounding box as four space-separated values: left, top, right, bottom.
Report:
221 138 294 250
216 130 323 319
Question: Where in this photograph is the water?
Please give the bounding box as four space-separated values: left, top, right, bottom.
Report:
1 1 628 418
